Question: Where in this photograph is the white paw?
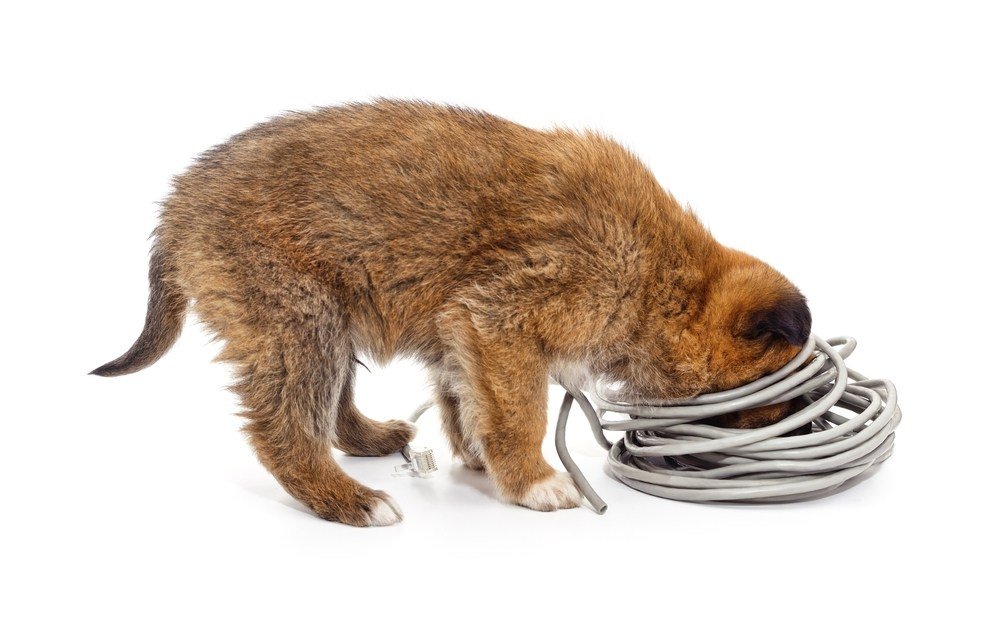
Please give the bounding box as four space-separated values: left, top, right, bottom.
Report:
518 472 583 511
364 495 403 526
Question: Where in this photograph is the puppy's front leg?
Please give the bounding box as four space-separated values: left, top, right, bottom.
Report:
463 332 581 511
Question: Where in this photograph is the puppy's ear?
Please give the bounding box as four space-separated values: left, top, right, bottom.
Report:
744 291 811 346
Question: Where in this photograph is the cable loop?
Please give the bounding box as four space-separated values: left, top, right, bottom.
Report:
557 336 901 510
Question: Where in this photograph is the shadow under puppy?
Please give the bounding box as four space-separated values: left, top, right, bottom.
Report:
92 101 811 526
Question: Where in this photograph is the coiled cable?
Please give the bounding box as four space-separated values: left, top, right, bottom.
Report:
403 335 900 514
556 336 901 512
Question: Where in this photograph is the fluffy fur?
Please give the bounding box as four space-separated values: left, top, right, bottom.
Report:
93 101 810 525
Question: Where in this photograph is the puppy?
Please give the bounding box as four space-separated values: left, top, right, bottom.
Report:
93 100 810 526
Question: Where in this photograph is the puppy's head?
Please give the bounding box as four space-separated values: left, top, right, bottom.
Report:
615 249 810 403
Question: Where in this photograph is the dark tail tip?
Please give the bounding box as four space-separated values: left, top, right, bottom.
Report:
89 362 126 377
91 249 187 378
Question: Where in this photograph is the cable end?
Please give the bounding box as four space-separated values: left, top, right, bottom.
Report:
394 447 438 478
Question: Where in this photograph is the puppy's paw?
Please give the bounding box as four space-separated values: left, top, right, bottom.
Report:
310 488 403 527
335 419 417 457
361 493 404 527
378 419 418 452
517 472 582 512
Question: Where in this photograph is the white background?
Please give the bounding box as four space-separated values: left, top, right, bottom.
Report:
2 1 997 629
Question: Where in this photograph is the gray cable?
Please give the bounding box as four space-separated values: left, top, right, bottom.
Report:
403 335 900 513
556 336 901 511
401 400 435 463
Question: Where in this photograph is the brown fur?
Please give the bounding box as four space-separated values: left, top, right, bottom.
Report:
93 100 810 525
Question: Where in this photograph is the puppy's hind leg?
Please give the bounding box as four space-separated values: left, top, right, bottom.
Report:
231 308 402 526
333 362 416 457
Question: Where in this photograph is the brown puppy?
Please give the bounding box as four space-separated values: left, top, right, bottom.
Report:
93 101 810 526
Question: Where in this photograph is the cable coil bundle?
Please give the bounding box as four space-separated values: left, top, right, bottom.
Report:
555 336 901 513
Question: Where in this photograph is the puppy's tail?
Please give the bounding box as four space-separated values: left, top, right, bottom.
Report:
90 249 187 377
